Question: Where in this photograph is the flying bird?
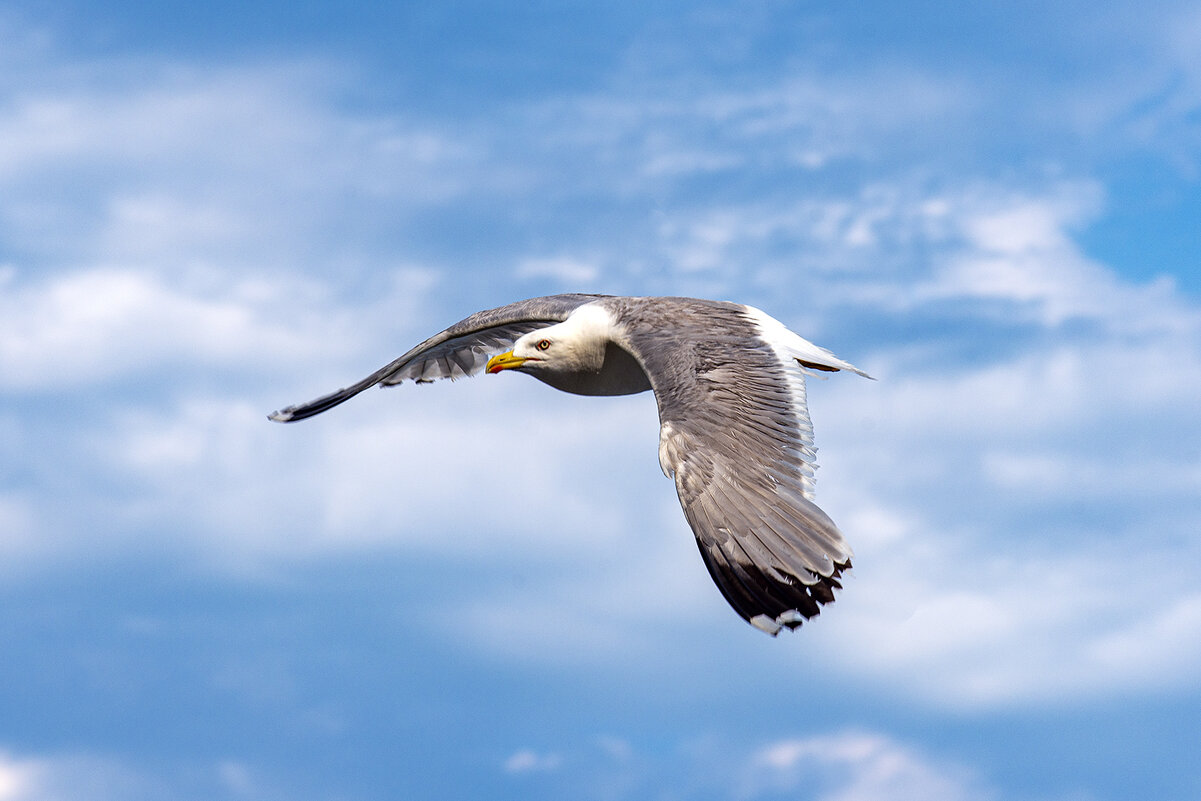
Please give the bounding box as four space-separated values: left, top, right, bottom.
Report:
269 294 870 634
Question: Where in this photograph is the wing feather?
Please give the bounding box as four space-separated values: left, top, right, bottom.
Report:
269 294 608 422
610 297 857 633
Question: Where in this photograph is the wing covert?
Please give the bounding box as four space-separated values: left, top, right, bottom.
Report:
615 298 855 634
269 294 607 422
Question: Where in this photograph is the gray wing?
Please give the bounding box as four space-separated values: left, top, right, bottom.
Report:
269 294 608 422
614 298 854 635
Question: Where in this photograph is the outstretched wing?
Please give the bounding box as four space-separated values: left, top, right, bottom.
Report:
269 294 608 422
613 298 859 635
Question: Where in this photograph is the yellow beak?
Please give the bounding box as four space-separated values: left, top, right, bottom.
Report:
486 350 528 374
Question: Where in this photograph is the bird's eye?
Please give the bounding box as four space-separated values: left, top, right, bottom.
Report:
536 339 551 351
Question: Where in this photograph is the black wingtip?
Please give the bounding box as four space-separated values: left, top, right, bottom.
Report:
744 558 853 635
798 359 840 372
796 358 875 381
265 379 373 423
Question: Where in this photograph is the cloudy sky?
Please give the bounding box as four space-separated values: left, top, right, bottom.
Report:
2 1 1200 799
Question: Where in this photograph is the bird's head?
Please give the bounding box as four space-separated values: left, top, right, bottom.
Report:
486 313 608 378
486 331 558 375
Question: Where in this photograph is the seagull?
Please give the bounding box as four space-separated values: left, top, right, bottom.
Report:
270 294 870 635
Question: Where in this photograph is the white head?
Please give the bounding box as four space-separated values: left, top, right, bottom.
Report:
486 304 611 377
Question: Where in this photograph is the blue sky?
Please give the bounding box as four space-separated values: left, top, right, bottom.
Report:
2 1 1200 799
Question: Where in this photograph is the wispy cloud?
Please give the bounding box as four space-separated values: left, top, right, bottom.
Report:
0 747 314 801
0 749 160 801
744 731 991 801
503 749 562 774
515 256 600 285
800 220 1201 707
0 268 351 390
0 54 478 277
488 729 996 801
0 751 37 801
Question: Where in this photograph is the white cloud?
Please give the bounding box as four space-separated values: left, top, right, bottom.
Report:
537 69 973 192
0 748 310 801
830 551 1201 707
0 494 36 558
0 753 36 801
803 345 1201 707
745 731 991 801
0 268 314 388
1085 591 1201 687
0 265 444 391
443 507 720 666
0 53 479 277
489 728 1004 801
0 750 160 801
291 385 663 557
55 374 670 575
515 256 600 284
0 61 468 195
604 175 1183 329
1067 5 1201 169
982 449 1201 498
767 171 1201 708
503 749 562 774
631 174 1196 352
914 187 1195 331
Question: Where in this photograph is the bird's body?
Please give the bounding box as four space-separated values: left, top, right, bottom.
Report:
270 294 869 635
